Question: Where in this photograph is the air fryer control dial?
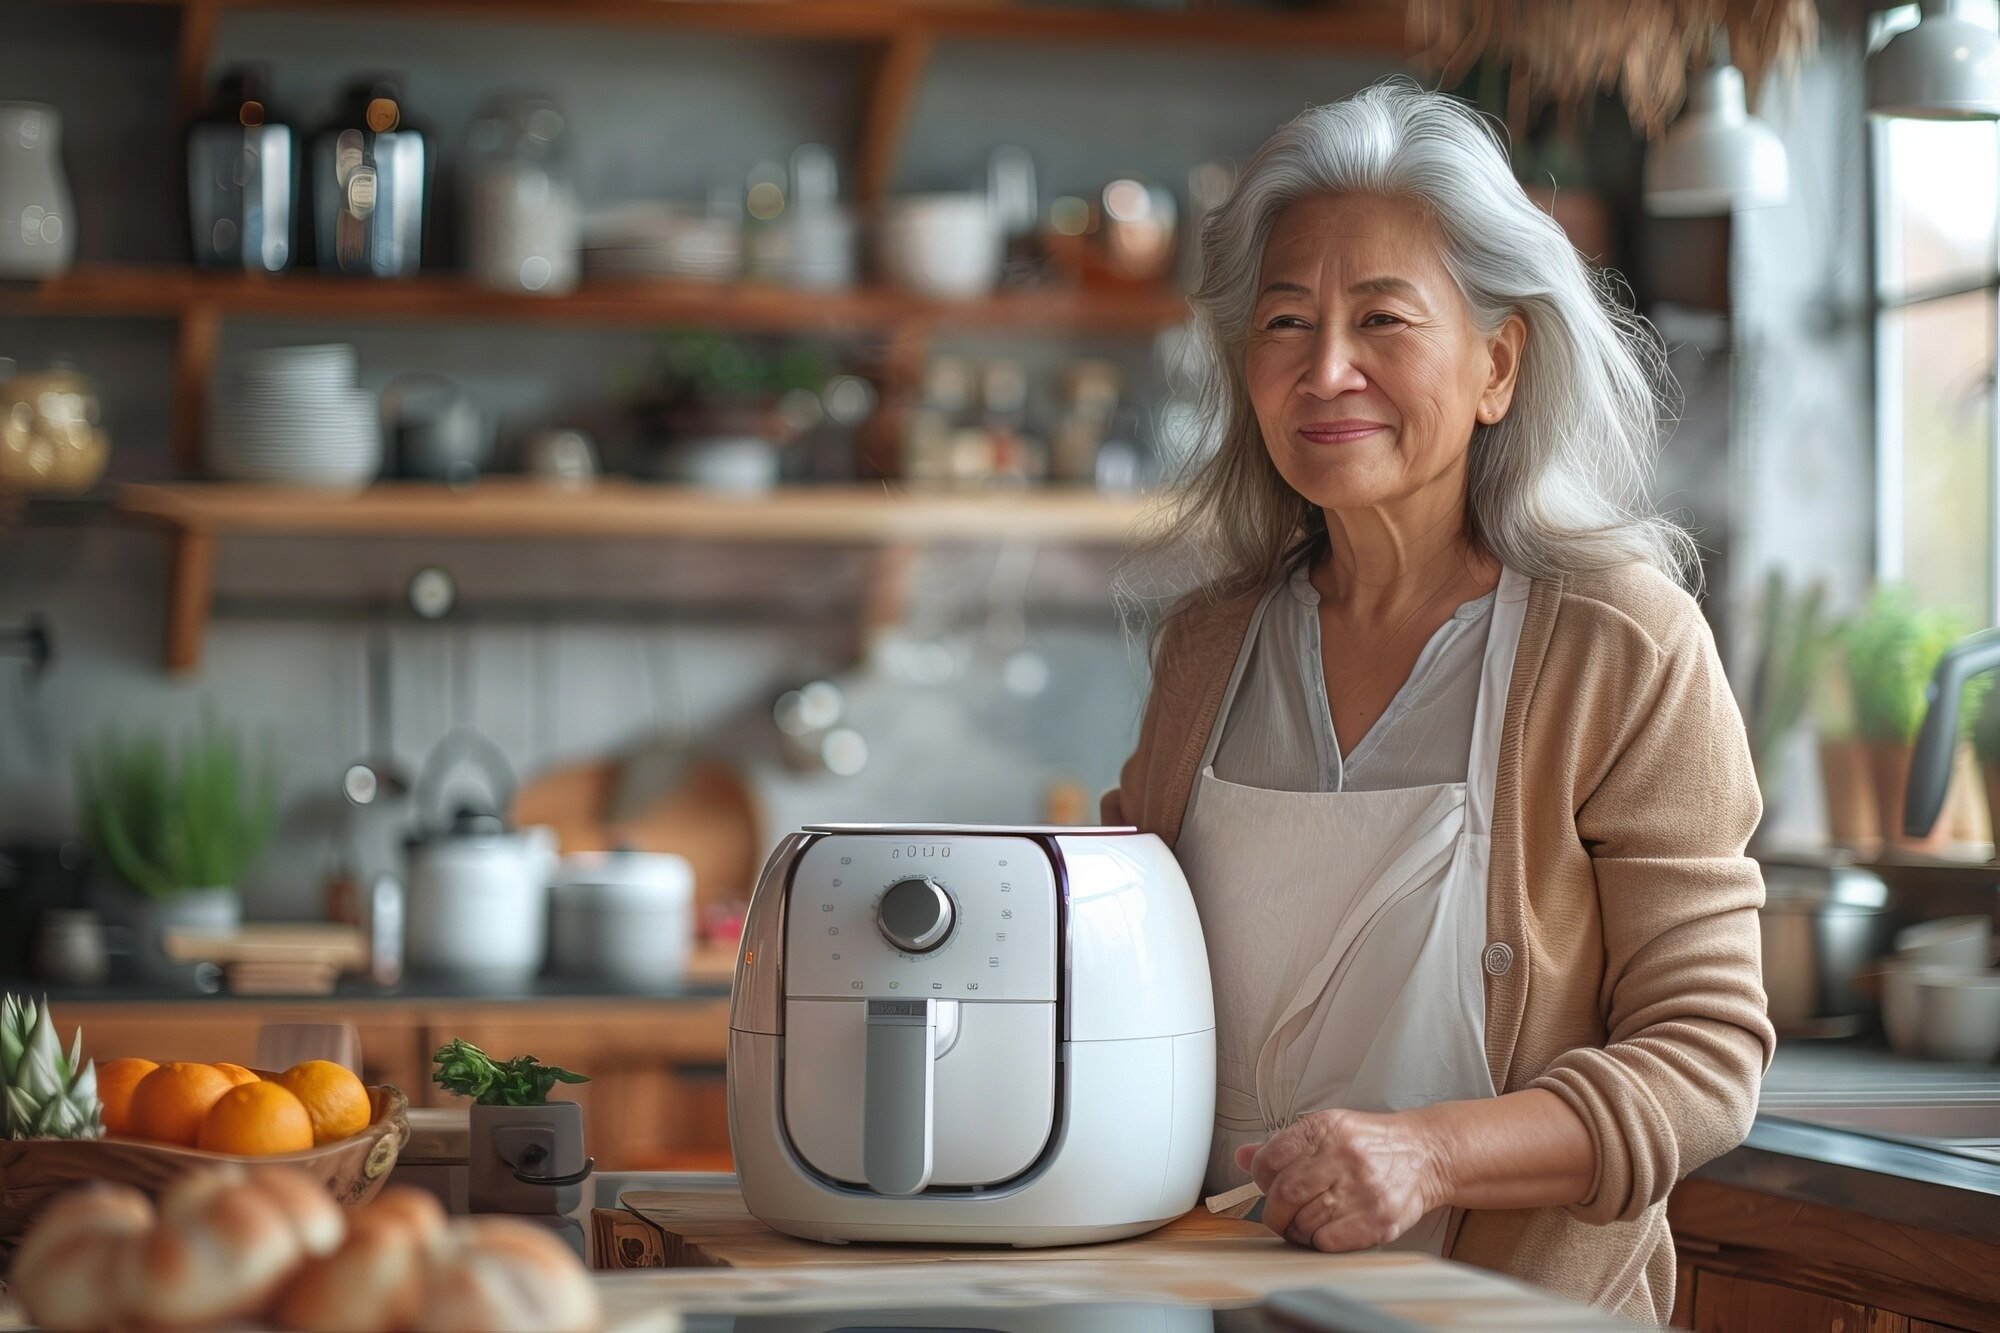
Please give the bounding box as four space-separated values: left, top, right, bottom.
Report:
877 877 955 953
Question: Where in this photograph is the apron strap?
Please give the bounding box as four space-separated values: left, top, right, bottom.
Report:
1193 577 1290 775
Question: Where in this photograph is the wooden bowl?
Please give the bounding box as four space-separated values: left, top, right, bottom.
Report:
0 1084 408 1248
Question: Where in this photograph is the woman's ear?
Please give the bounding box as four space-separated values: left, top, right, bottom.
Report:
1478 313 1528 424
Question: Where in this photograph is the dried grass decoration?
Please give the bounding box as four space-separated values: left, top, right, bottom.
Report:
1409 0 1820 135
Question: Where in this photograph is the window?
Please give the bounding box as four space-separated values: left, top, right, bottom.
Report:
1871 3 2000 623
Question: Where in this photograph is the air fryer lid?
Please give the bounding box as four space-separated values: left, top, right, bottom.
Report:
780 832 1059 1194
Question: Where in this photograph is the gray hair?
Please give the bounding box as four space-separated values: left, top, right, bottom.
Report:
1125 79 1696 630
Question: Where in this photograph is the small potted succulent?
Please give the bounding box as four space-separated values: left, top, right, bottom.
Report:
75 719 276 985
432 1038 591 1216
1842 586 1970 851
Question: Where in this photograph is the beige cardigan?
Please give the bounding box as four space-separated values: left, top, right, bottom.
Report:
1102 561 1774 1324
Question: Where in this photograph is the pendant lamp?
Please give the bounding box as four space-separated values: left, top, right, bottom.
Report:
1868 0 2000 120
1643 39 1791 216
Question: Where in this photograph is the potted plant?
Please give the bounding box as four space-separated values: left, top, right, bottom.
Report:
432 1038 591 1216
75 718 276 983
1842 586 1967 851
1746 569 1834 828
1812 647 1877 849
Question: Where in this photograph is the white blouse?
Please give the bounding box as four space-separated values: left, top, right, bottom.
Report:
1211 560 1496 793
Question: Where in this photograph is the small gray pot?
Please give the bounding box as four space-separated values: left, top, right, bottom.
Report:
467 1100 592 1216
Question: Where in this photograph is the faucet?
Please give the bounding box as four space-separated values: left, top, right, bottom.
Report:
1906 628 2000 838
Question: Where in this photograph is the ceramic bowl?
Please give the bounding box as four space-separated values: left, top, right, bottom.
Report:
1894 915 1993 970
1917 970 2000 1062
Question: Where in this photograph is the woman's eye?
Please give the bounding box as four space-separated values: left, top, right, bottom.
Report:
1262 315 1309 330
1362 312 1404 328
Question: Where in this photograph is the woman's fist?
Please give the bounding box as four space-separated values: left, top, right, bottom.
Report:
1234 1108 1447 1252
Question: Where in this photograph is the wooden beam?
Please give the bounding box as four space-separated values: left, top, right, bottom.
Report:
173 0 221 128
857 31 933 208
171 302 219 474
166 527 216 672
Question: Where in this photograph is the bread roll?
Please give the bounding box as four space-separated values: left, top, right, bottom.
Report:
9 1183 155 1332
118 1164 303 1327
416 1216 601 1333
246 1166 347 1258
273 1187 446 1331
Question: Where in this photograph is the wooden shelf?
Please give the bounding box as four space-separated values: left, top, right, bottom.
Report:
113 480 1152 670
118 0 1408 54
7 265 1192 335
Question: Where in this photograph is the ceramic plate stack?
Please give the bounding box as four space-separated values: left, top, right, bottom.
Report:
582 203 742 280
745 206 856 290
208 344 382 488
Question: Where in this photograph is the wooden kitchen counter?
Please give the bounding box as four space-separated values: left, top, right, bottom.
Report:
588 1186 1626 1329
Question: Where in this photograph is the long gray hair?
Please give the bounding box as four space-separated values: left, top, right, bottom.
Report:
1124 79 1695 631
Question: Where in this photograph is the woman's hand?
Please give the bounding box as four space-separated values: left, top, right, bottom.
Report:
1235 1091 1598 1252
1233 1107 1446 1252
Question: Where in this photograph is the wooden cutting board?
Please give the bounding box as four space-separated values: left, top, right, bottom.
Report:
602 1186 1273 1270
589 1187 1624 1329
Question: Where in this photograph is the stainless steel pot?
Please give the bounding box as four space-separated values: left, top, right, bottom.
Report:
1759 858 1892 1029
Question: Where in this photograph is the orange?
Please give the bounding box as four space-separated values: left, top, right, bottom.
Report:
128 1062 236 1146
212 1062 260 1086
96 1058 159 1137
196 1081 314 1156
275 1060 371 1146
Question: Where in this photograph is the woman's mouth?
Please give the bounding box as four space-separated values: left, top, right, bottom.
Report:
1295 420 1388 445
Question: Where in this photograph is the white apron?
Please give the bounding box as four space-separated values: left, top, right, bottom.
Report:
1179 565 1530 1256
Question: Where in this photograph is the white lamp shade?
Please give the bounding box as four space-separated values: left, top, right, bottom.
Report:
1868 0 2000 119
1644 64 1790 216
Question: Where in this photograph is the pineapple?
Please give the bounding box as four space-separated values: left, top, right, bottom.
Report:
0 994 104 1140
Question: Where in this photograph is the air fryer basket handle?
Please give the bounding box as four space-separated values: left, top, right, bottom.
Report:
862 998 936 1196
1906 628 2000 839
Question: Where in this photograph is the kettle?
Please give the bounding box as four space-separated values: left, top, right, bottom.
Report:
403 727 556 983
1905 628 2000 839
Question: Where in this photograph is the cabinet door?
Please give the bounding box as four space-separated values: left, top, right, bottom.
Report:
426 1001 730 1170
1694 1271 1907 1333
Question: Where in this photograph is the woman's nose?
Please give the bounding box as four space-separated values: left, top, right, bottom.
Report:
1299 327 1368 399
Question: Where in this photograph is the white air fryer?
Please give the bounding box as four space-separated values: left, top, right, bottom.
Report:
728 823 1215 1247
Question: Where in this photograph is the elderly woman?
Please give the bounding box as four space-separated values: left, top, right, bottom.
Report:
1102 82 1772 1322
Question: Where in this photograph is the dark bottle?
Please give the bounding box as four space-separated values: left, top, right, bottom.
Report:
308 78 428 277
187 66 295 272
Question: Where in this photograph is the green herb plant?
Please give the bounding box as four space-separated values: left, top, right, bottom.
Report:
75 717 277 901
1842 586 1968 745
432 1038 589 1107
1746 568 1835 799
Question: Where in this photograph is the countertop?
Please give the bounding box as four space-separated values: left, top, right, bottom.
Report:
1699 1040 2000 1243
3 971 733 1006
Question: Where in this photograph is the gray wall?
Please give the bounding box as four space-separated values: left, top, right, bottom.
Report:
1 5 1402 917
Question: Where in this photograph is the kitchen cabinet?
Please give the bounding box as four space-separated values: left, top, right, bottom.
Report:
1670 1180 1998 1332
61 996 732 1170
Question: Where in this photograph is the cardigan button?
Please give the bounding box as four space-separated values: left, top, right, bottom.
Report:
1482 942 1515 976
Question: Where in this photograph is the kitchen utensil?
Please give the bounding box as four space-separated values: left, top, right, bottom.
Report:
404 727 557 983
187 67 294 273
343 631 411 809
549 850 695 988
731 822 1215 1244
0 363 107 494
1895 915 1994 969
463 95 579 295
0 103 74 279
878 193 1001 298
1916 969 2000 1061
1905 625 2000 839
1757 859 1892 1030
308 78 428 277
381 372 488 483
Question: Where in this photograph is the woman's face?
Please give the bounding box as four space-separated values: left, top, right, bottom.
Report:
1245 192 1524 515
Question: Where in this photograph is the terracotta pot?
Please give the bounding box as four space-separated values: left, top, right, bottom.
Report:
1946 745 1991 846
1818 738 1878 849
1867 740 1951 853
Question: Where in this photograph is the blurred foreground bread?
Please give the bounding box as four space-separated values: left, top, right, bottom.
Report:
8 1167 602 1332
273 1186 447 1331
417 1216 602 1333
121 1163 349 1327
8 1183 155 1332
